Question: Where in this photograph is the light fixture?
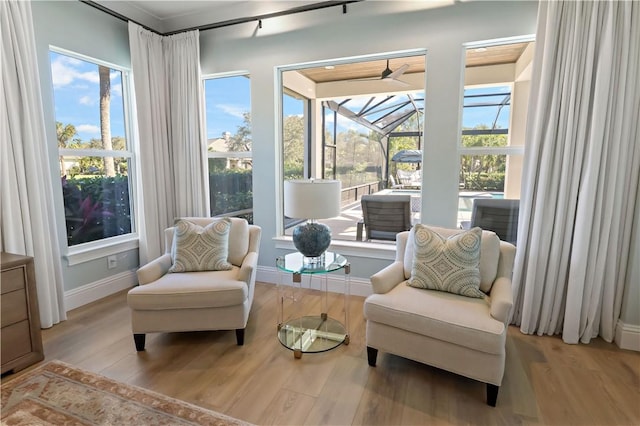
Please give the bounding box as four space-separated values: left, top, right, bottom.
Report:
284 179 342 261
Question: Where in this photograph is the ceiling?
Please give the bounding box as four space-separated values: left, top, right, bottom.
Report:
92 1 532 83
298 42 532 84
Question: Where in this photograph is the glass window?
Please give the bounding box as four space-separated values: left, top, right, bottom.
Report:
458 40 533 239
280 54 426 244
50 50 134 247
204 75 253 223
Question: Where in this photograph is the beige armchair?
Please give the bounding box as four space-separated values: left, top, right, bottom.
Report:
363 226 516 406
127 217 261 351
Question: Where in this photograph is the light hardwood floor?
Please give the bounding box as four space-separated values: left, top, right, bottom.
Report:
5 282 640 425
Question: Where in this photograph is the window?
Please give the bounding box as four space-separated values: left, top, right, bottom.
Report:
50 49 135 248
279 52 426 244
458 40 533 234
204 74 253 223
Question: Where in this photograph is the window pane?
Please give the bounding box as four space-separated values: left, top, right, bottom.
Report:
458 153 522 228
60 157 132 246
283 93 304 180
204 75 253 223
50 51 134 247
462 86 511 133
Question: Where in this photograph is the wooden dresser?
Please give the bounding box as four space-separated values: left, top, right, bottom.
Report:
1 252 44 374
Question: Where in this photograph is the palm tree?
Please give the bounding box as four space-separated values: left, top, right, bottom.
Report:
56 121 76 177
99 65 115 177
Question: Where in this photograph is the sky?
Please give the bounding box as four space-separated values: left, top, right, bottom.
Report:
50 52 510 145
50 51 126 143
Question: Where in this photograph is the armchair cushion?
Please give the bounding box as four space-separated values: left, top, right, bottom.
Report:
407 224 484 298
168 219 233 273
364 283 506 355
128 268 247 310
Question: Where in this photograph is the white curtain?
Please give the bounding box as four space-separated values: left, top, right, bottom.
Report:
128 23 208 264
511 0 640 344
1 0 66 328
164 32 209 219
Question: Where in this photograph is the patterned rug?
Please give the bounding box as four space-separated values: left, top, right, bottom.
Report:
1 360 251 425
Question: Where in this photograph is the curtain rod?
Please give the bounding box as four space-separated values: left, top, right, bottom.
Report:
80 1 363 36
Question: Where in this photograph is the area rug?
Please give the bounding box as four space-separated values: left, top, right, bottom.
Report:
1 360 251 425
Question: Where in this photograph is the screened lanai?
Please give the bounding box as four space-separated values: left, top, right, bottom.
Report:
280 42 531 242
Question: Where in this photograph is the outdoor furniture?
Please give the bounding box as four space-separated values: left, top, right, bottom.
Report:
471 199 519 245
363 226 516 406
127 217 261 351
396 169 422 188
356 194 412 241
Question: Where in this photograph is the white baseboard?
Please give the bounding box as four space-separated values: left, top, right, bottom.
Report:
615 319 640 352
64 269 137 312
257 265 373 297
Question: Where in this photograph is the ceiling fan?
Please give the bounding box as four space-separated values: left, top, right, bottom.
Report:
352 60 410 86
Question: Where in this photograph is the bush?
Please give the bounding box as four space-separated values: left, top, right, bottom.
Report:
62 176 131 246
209 170 253 223
459 172 505 191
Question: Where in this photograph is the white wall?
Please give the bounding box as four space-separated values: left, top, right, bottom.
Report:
199 0 539 278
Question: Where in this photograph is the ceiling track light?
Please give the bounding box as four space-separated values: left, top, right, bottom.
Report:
258 19 263 29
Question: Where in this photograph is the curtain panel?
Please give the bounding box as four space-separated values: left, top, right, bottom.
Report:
1 0 66 327
128 23 209 264
511 0 640 344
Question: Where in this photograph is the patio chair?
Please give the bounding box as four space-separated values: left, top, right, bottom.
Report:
471 199 519 245
356 194 412 241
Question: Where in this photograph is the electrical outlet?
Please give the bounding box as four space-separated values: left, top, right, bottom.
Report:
107 255 118 269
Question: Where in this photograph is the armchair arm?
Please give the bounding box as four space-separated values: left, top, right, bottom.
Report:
238 251 258 285
489 276 513 324
370 261 405 294
137 254 172 285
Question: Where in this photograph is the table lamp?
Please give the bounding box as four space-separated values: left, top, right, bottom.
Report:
284 179 341 261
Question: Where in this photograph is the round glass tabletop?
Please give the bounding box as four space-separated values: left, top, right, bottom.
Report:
276 251 347 275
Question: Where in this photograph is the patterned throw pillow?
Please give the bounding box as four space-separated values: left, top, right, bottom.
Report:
168 219 233 273
407 224 485 298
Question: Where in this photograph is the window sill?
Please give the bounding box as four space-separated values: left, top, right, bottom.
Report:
273 236 396 261
64 235 139 266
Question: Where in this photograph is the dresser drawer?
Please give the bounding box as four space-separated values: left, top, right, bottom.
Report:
1 320 32 362
1 289 28 327
1 267 26 294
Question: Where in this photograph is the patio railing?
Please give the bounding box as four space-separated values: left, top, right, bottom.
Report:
340 181 384 207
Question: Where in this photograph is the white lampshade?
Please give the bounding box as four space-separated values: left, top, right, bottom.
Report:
284 179 341 219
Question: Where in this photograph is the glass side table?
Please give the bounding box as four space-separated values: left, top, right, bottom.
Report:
276 251 350 359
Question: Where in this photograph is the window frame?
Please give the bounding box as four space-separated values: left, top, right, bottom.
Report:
49 46 139 265
202 71 253 220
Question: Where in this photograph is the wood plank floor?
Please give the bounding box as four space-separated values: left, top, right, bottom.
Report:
4 282 640 425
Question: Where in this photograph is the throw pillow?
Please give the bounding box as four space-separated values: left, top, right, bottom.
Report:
168 219 233 273
407 224 484 298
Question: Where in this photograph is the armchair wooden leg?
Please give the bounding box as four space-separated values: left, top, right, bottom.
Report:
235 328 245 346
486 383 499 407
367 346 378 367
133 333 145 351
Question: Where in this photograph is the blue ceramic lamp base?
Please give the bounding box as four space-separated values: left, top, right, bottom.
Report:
292 221 332 260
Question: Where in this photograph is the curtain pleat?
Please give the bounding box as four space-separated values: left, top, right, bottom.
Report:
128 24 175 264
511 1 640 344
164 32 209 219
0 0 66 328
129 24 208 264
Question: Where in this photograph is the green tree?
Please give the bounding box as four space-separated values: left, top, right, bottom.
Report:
283 114 304 179
56 121 77 176
460 124 508 190
228 112 252 152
